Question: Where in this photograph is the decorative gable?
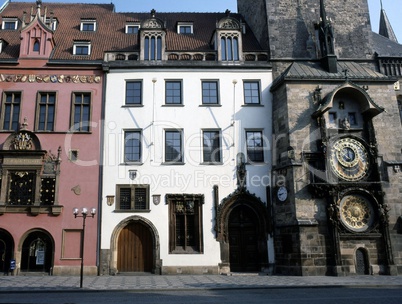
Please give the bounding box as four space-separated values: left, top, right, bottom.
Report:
19 2 55 59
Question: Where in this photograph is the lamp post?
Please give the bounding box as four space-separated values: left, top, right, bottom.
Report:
73 207 96 288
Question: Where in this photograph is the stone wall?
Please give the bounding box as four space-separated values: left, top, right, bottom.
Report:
238 0 373 64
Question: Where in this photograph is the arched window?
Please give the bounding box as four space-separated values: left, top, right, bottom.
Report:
221 36 239 61
144 36 162 61
33 39 40 52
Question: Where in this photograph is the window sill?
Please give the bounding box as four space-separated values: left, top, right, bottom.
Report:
162 104 184 107
162 162 185 165
242 104 264 107
169 249 202 254
199 104 221 107
122 104 144 108
121 162 143 166
200 162 223 165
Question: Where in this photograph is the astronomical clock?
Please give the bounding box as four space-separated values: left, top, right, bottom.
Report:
329 137 370 182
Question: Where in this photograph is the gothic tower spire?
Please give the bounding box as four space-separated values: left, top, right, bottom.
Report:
378 1 398 43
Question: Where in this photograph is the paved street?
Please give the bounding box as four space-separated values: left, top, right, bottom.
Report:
0 287 401 304
0 274 402 292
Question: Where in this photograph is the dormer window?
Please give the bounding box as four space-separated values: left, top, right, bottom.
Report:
80 19 96 32
45 17 58 31
216 14 243 62
2 18 18 30
221 35 239 61
126 23 140 34
140 10 166 61
73 41 91 55
144 35 162 60
177 22 193 34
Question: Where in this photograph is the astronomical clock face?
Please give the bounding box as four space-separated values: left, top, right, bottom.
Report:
329 137 370 181
339 195 374 232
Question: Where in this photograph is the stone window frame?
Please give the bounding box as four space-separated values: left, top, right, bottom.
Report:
1 91 21 131
115 184 150 212
167 194 204 254
35 91 57 132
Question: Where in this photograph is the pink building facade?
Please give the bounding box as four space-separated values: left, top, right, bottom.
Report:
0 1 109 275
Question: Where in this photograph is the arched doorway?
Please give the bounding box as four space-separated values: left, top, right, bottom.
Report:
216 189 271 274
20 230 53 273
229 205 259 272
0 229 14 274
355 248 370 275
117 221 153 273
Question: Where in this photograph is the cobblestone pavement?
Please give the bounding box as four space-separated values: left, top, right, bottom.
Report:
1 274 402 292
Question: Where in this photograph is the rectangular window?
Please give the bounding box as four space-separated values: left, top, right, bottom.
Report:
167 194 203 253
246 131 264 162
37 92 56 131
165 81 182 105
398 100 402 124
243 81 260 104
75 45 89 55
179 25 192 34
124 131 142 163
2 92 21 131
2 19 17 30
71 92 91 132
116 185 149 211
202 81 219 104
73 42 91 55
126 25 139 34
80 20 96 32
165 130 183 163
125 81 142 105
203 130 221 163
7 171 36 205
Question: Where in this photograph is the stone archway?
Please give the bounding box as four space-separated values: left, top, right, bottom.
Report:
216 188 271 274
0 229 14 275
18 229 54 274
110 216 161 275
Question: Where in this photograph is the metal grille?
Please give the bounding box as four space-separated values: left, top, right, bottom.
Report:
40 178 56 205
355 248 368 275
119 188 131 210
134 188 147 209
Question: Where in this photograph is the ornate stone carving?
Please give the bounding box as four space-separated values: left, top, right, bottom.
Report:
13 132 33 150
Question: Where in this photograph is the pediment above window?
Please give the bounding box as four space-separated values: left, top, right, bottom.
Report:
141 9 165 30
217 11 241 30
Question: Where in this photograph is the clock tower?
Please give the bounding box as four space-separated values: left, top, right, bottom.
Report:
239 0 402 275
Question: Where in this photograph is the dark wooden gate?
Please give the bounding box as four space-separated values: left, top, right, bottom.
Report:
117 222 153 273
229 205 259 272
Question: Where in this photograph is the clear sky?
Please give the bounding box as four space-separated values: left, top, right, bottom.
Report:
7 0 401 43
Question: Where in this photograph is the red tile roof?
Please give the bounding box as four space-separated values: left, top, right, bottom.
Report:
0 2 263 62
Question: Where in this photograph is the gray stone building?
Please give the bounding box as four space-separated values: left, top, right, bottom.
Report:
238 0 402 275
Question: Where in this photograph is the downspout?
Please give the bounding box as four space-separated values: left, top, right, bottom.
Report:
97 64 109 275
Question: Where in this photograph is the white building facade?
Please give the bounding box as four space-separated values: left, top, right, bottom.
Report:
100 11 274 275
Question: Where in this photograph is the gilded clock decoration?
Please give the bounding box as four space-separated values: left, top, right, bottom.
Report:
340 195 374 232
329 137 370 181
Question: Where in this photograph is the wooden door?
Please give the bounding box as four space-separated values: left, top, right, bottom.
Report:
229 205 259 272
117 222 153 272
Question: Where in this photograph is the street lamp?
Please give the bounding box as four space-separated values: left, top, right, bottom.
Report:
73 207 96 288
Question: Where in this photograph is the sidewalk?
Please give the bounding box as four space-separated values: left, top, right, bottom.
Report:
1 274 402 292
